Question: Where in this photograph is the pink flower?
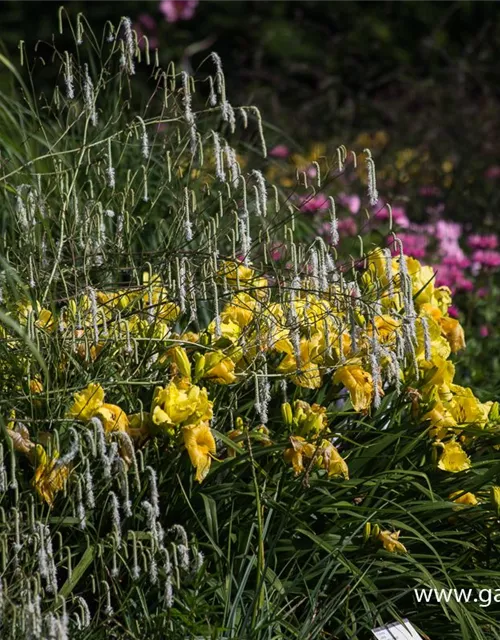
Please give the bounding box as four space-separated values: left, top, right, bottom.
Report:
393 233 428 259
160 0 198 23
419 186 442 197
471 250 500 269
298 193 329 213
338 193 361 214
448 305 459 318
467 234 498 250
477 287 489 298
269 144 290 159
337 218 358 236
480 325 489 338
485 166 500 179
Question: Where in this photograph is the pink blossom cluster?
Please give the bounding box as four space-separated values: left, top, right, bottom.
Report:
160 0 198 22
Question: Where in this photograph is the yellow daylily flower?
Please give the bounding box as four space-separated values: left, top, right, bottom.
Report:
151 380 213 435
377 530 407 554
276 335 323 389
407 257 436 307
439 317 466 353
283 436 316 475
94 403 129 433
422 400 457 439
447 384 490 427
202 351 237 384
36 308 56 332
287 400 328 437
183 421 216 482
68 383 105 421
333 363 375 412
318 440 349 479
220 292 257 328
449 491 478 506
208 317 242 343
33 445 70 508
437 440 471 472
420 357 455 394
29 377 44 395
169 346 192 379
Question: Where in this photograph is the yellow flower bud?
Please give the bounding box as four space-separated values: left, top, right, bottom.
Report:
363 522 371 543
194 352 206 382
281 402 293 427
30 378 44 395
490 486 500 516
172 347 191 380
371 524 380 539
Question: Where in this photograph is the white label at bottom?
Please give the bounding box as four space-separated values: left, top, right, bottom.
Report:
372 618 423 640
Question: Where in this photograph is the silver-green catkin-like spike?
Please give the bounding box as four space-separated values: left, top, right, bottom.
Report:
221 100 236 133
118 431 140 490
239 107 248 129
57 427 80 467
389 350 402 394
77 596 91 628
164 574 174 608
104 441 119 479
181 71 197 153
103 580 114 617
146 466 160 519
178 257 187 314
83 459 95 509
370 326 381 409
328 196 339 246
383 247 394 298
224 143 240 184
83 64 97 126
131 534 141 580
212 131 225 182
139 118 149 160
109 491 121 548
63 51 74 99
280 378 288 403
420 316 431 361
122 17 136 75
118 459 132 518
310 247 320 291
87 287 99 345
211 52 226 102
239 214 251 263
16 193 29 232
250 106 267 157
366 154 379 206
252 170 267 216
76 478 86 530
208 76 217 107
192 550 204 573
142 500 158 546
183 186 193 242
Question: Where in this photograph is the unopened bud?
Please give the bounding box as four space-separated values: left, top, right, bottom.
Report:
281 402 293 427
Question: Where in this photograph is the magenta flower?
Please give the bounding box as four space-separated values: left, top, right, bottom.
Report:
485 166 500 179
160 0 198 23
480 325 489 338
298 193 329 213
467 234 498 250
269 144 290 159
394 232 428 259
338 193 361 214
471 250 500 269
